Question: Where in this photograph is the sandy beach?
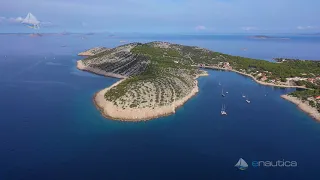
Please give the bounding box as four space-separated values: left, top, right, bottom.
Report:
77 60 127 79
281 95 320 122
93 76 201 121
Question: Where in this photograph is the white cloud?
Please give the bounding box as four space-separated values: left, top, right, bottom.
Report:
41 21 54 27
241 26 258 31
195 25 206 30
0 15 55 28
8 17 23 23
297 26 318 30
0 16 24 23
16 17 24 22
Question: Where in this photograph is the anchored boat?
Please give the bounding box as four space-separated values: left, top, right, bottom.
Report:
246 96 251 103
221 89 226 97
221 104 227 115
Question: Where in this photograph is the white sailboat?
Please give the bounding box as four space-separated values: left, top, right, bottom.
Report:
21 13 40 29
221 89 226 97
218 81 221 86
221 104 227 115
235 158 248 170
246 96 251 103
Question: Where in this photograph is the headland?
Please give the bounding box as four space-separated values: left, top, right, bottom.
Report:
78 47 109 56
281 95 320 121
93 74 207 121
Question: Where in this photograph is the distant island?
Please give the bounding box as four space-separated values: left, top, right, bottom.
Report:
60 31 70 36
77 42 320 121
249 35 290 40
29 33 43 37
298 33 320 36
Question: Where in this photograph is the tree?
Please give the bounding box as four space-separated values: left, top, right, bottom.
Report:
309 101 315 107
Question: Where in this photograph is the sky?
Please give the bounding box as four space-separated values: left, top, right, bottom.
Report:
0 0 320 33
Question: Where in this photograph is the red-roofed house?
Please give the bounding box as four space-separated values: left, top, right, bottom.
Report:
308 78 315 83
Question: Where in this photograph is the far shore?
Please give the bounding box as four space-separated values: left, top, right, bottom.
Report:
281 95 320 122
199 65 319 121
198 65 308 89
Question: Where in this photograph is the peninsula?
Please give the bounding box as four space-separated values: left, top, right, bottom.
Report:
77 41 320 121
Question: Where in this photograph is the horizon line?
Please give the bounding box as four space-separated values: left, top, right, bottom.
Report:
0 32 319 35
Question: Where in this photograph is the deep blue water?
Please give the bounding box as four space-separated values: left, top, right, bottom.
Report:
1 34 320 180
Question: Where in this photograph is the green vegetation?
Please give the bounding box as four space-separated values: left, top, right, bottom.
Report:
225 55 320 78
309 101 315 107
172 44 320 79
103 42 197 107
280 77 286 82
82 41 320 110
290 89 320 99
290 89 320 112
295 80 320 89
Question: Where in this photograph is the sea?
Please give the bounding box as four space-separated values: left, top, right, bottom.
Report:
0 34 320 180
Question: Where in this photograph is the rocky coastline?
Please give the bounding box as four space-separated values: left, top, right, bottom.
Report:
281 95 320 122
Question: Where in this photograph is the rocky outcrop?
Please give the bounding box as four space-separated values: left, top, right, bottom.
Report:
78 47 109 56
80 43 148 77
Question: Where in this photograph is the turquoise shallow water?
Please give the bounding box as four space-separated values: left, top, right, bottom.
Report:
0 34 320 180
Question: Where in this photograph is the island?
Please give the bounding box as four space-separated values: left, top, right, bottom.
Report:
249 35 290 40
77 41 320 121
29 33 43 37
299 33 320 36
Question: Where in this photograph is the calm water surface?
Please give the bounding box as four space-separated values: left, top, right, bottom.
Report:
0 34 320 180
